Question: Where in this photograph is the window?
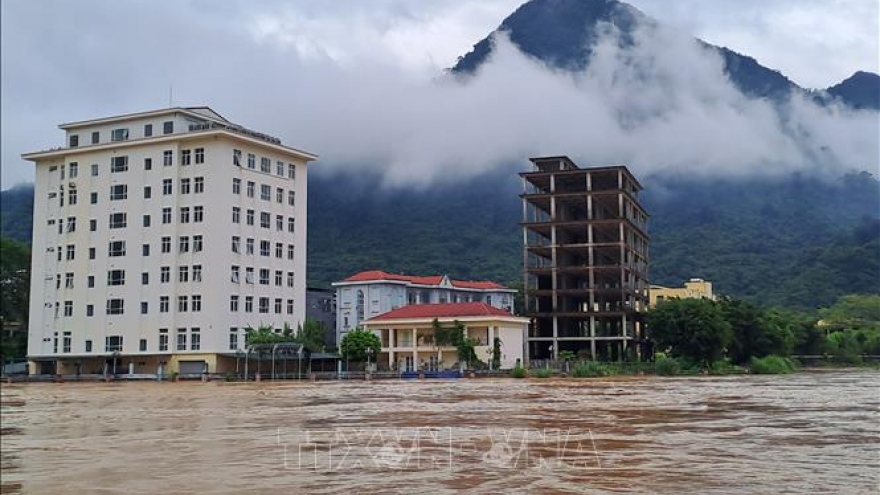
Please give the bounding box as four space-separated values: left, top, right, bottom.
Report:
160 296 170 312
191 329 201 350
230 266 240 283
274 270 282 286
232 207 240 224
63 332 72 353
107 269 125 286
276 161 285 176
66 244 75 260
260 184 270 201
194 177 204 193
276 215 283 231
276 187 284 203
163 121 174 134
178 295 188 312
64 272 74 289
91 192 98 204
163 150 173 166
259 297 269 313
180 178 191 194
110 156 129 172
86 339 93 351
142 243 150 256
181 149 192 166
287 245 294 260
259 268 269 285
245 267 254 284
142 272 149 285
179 236 190 253
144 124 153 137
247 153 255 169
69 135 79 147
287 299 294 314
69 163 78 178
139 338 147 351
233 178 241 194
106 299 124 315
180 207 190 223
159 329 168 352
64 301 73 317
229 329 238 350
260 240 270 257
288 218 295 233
110 184 128 200
193 235 203 252
111 128 129 142
91 131 100 144
66 217 76 233
231 236 240 254
246 181 255 198
176 329 187 351
194 148 204 164
260 157 270 173
192 265 202 282
179 265 189 282
144 186 152 199
275 243 283 259
245 296 253 313
88 275 95 288
143 214 151 227
246 238 254 255
192 295 202 312
260 212 270 229
163 179 173 195
233 149 242 167
57 246 62 262
288 191 295 206
144 158 152 171
105 335 123 352
162 207 172 224
161 236 171 253
108 240 126 257
246 209 255 226
90 219 97 232
194 206 203 223
287 272 294 287
68 189 77 205
288 163 296 180
161 266 170 283
86 305 94 317
230 295 239 312
141 302 149 315
274 298 282 314
91 163 99 176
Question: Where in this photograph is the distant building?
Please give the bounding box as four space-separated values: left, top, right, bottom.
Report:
521 156 650 362
360 302 528 372
649 278 715 307
332 270 517 345
22 107 316 376
305 287 336 349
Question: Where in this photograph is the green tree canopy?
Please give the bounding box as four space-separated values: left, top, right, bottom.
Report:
245 324 295 346
720 298 793 364
647 298 732 366
339 327 381 362
295 318 327 353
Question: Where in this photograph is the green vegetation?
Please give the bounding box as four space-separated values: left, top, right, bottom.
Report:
0 237 30 362
432 319 482 369
491 337 503 370
245 324 295 345
571 361 612 377
533 368 553 378
749 355 798 374
654 354 681 376
510 366 527 378
647 298 732 368
339 327 381 363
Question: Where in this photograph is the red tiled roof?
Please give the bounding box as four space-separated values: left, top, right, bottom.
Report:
341 270 509 290
365 302 512 321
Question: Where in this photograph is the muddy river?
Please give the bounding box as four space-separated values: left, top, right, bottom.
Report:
1 370 877 494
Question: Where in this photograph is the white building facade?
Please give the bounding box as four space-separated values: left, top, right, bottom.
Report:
22 107 316 375
332 270 517 345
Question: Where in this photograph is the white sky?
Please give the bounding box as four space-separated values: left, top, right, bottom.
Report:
1 0 877 188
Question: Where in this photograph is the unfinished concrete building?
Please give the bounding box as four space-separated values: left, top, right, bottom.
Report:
521 156 649 362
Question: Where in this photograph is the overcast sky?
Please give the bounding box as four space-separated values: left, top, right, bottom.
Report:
2 0 878 189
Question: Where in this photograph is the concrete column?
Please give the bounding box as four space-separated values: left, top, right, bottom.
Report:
411 328 417 370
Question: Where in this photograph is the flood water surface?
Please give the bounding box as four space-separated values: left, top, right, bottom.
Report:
1 370 878 494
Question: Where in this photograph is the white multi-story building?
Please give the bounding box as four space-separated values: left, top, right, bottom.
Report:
332 270 517 345
22 107 316 375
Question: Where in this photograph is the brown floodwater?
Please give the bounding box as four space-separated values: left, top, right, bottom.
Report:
1 370 878 494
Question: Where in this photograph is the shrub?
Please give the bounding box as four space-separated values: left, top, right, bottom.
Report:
533 368 553 379
750 355 797 374
654 356 681 376
510 366 527 379
571 361 611 378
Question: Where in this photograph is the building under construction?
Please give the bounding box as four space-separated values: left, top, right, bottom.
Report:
521 156 649 362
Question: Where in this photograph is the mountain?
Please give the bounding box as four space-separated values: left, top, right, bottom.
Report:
0 183 33 243
826 71 880 110
452 0 877 108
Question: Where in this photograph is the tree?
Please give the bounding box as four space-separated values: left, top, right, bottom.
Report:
0 238 30 362
819 294 880 331
245 324 294 345
647 298 732 367
491 336 503 370
339 327 381 362
295 318 326 353
720 298 792 364
432 319 481 369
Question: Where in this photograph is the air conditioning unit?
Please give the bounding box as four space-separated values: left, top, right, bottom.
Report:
68 182 76 188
